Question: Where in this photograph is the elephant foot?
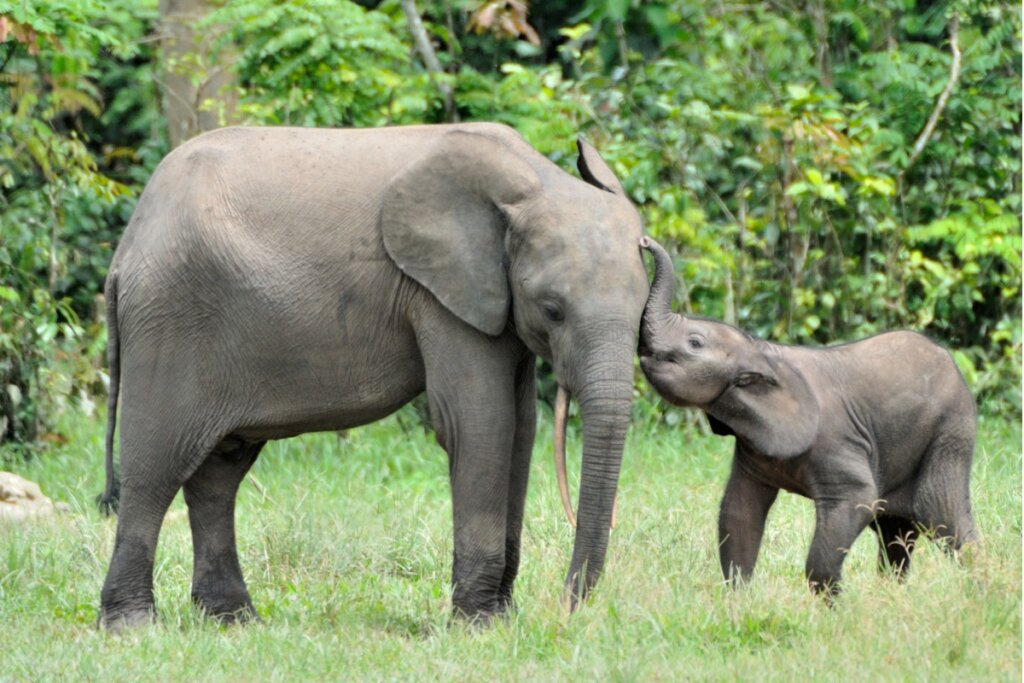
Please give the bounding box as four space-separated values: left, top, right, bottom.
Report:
496 593 518 616
451 599 509 629
808 579 841 608
453 609 503 630
99 605 157 633
192 591 260 624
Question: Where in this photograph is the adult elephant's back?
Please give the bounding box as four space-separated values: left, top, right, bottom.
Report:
109 126 445 440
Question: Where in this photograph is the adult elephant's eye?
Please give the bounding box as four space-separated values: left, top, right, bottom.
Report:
542 301 564 323
688 335 705 350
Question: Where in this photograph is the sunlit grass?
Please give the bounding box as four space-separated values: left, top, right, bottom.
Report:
1 407 1019 681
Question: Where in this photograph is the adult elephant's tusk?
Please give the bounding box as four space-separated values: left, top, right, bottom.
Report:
553 385 618 530
554 385 577 528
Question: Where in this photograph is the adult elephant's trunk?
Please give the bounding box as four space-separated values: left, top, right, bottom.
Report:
559 332 635 609
639 237 676 347
553 388 618 529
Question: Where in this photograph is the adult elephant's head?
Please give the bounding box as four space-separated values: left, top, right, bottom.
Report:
381 124 648 608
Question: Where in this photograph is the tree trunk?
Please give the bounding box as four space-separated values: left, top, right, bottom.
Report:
159 0 237 148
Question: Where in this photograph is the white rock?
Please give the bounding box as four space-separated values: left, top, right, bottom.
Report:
0 472 55 522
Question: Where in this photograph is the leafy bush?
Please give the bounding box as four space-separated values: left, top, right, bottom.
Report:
564 0 1021 414
0 0 160 447
0 0 1019 449
203 0 427 127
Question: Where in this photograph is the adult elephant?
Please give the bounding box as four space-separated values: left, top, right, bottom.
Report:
97 123 649 629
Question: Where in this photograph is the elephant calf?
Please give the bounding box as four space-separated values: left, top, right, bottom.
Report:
637 238 977 597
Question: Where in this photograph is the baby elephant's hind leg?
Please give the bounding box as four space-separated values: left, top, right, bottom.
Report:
870 516 919 579
913 427 978 554
184 437 265 623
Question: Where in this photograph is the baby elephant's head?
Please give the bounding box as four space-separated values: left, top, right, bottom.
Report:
637 238 820 459
638 313 759 407
636 237 766 407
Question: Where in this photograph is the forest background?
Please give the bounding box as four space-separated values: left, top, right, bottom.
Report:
0 0 1020 449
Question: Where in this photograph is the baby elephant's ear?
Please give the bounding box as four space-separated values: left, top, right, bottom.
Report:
707 414 735 437
707 353 820 459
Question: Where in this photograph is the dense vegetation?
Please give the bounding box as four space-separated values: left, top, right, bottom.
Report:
0 2 1020 442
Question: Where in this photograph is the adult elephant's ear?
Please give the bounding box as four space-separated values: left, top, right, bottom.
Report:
382 129 541 336
577 137 625 196
707 351 820 459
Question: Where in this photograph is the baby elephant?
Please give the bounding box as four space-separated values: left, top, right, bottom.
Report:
638 238 977 597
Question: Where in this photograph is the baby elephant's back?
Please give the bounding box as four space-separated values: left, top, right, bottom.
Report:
832 330 975 467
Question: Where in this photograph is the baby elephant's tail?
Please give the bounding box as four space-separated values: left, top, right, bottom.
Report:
96 272 120 516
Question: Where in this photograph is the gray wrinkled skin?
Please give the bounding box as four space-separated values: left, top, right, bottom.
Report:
98 124 649 629
638 239 977 598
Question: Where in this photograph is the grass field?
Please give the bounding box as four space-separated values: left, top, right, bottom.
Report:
1 405 1020 681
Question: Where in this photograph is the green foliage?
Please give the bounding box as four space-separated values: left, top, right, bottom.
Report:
1 0 1020 446
204 0 426 126
562 0 1021 412
0 0 160 445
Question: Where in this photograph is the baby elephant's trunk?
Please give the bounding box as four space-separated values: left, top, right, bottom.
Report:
639 237 676 349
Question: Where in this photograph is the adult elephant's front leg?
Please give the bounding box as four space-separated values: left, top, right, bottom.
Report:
420 321 526 622
497 351 537 611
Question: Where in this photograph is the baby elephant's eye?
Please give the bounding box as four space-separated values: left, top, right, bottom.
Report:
687 335 705 350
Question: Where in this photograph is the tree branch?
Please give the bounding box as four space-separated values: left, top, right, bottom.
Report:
399 0 457 122
0 41 17 76
902 12 961 176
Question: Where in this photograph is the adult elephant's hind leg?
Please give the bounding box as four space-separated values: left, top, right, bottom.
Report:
100 420 210 630
183 437 264 623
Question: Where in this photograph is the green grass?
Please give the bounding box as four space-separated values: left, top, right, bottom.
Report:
1 407 1020 681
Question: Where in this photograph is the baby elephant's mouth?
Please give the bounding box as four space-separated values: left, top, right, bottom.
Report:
637 352 656 378
637 353 664 387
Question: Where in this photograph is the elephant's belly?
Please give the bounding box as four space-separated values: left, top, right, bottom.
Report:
877 483 916 518
227 329 428 440
231 356 427 440
232 388 424 440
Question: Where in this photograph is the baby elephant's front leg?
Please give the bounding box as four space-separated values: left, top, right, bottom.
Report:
718 463 779 584
805 495 876 599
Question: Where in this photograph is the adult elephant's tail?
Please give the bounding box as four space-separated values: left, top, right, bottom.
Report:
97 271 121 515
